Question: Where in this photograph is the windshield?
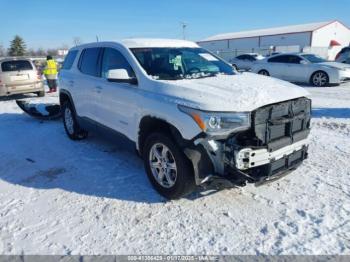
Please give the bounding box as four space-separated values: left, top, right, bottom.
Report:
301 54 328 63
131 47 234 80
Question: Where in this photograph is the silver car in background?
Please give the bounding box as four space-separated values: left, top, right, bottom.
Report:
229 53 265 71
252 53 350 87
0 58 45 97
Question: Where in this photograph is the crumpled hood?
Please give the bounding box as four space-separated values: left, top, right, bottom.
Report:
319 62 350 70
153 73 309 112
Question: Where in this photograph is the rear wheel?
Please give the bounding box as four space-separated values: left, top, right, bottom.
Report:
232 64 238 71
143 132 195 199
62 101 88 140
258 70 270 76
311 71 329 87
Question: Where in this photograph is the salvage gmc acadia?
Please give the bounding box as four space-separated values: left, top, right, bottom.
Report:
58 39 311 199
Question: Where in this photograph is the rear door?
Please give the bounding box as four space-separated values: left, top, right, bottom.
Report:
1 60 38 91
73 47 103 121
282 55 309 82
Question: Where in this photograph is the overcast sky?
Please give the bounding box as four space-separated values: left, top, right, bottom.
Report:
1 0 349 49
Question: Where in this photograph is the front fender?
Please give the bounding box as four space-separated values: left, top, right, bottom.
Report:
134 101 202 150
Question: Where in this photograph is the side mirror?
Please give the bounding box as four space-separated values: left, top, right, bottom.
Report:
300 60 308 65
107 69 138 85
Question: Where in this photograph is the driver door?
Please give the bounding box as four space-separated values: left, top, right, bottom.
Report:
96 47 139 136
283 55 309 82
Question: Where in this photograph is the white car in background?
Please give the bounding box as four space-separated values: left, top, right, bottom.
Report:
229 53 265 71
252 53 350 87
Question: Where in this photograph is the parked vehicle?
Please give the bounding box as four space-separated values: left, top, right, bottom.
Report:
59 39 311 199
229 53 265 71
335 47 350 63
252 53 350 87
0 58 45 97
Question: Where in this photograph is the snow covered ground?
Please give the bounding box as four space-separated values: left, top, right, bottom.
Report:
0 83 349 255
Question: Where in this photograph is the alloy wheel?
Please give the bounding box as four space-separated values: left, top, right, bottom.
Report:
64 107 74 135
313 72 328 87
149 143 177 188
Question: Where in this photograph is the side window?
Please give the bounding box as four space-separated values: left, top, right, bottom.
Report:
247 56 256 61
288 55 302 64
236 55 245 60
268 55 289 63
101 48 135 78
79 47 102 77
62 50 78 70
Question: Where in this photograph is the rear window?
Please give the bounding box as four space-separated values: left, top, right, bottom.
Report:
1 60 33 72
62 50 78 70
78 48 102 77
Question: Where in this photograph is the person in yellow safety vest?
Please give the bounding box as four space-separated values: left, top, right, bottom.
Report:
43 55 58 93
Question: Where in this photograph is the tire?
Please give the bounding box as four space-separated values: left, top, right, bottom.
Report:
36 91 45 97
232 64 238 71
62 101 88 140
258 70 270 76
143 132 195 199
311 71 329 87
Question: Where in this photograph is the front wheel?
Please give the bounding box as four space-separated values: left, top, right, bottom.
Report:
311 71 329 87
62 101 88 140
143 132 195 199
258 69 270 76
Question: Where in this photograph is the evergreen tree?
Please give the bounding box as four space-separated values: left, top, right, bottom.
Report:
8 35 26 56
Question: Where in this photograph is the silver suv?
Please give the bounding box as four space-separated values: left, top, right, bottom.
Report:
0 58 45 97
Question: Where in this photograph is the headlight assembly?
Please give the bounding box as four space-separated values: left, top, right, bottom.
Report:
178 105 250 135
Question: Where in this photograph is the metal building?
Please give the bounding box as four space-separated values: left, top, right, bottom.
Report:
198 20 350 60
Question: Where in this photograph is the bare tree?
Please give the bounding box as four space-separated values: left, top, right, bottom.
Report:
36 48 46 56
47 49 57 56
0 43 6 57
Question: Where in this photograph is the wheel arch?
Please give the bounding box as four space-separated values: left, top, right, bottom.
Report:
137 116 188 155
310 70 329 85
59 90 78 115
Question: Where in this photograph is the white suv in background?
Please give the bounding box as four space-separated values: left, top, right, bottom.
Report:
0 58 45 97
59 39 311 199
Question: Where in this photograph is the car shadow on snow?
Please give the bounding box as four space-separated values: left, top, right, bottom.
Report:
312 108 350 118
0 112 218 203
0 93 38 101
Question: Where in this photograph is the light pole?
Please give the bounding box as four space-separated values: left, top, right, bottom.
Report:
180 22 187 40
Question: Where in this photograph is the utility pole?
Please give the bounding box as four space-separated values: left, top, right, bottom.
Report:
96 35 99 42
180 22 187 40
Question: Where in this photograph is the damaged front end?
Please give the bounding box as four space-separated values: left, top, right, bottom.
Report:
184 97 311 188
